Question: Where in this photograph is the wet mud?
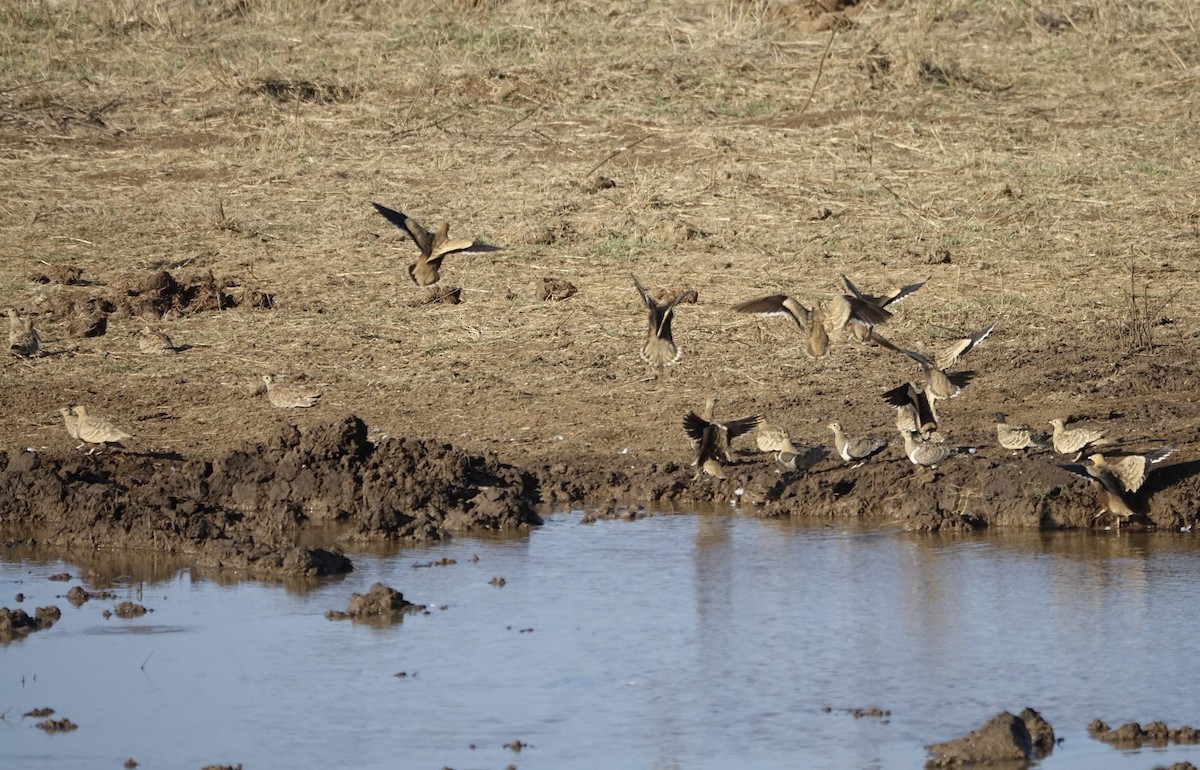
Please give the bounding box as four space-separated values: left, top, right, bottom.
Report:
324 582 424 623
925 708 1055 768
1 415 539 577
1088 720 1200 748
3 412 1199 578
0 605 61 643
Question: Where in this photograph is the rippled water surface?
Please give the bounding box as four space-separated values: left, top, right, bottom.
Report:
4 513 1200 769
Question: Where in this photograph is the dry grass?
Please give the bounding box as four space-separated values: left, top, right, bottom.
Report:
2 0 1199 459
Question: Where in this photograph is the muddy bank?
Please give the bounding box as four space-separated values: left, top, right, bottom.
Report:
3 413 1198 577
532 444 1200 533
0 415 539 577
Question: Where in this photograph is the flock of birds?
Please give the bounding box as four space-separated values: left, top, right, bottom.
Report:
5 204 1178 529
629 236 1176 529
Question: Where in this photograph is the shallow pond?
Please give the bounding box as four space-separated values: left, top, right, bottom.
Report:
3 512 1200 769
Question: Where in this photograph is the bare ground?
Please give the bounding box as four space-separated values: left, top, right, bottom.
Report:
2 0 1199 573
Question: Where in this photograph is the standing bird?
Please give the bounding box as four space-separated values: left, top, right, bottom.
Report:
1058 447 1174 528
838 274 928 341
876 323 995 402
993 412 1050 453
732 294 832 359
58 407 80 440
139 326 177 354
72 405 133 452
756 421 799 455
1048 418 1109 460
756 421 825 471
372 202 500 287
901 430 965 467
683 397 763 479
827 421 888 466
631 274 696 375
882 381 940 438
8 309 39 358
262 374 322 408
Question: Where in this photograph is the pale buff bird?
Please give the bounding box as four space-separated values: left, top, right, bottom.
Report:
838 274 928 341
72 405 133 450
139 326 177 354
1058 447 1174 528
993 412 1050 452
732 294 832 359
58 407 80 440
1048 418 1109 459
372 202 500 287
827 421 887 466
8 309 39 358
683 397 763 478
756 422 799 454
262 374 322 408
757 421 826 471
631 274 696 374
901 430 964 467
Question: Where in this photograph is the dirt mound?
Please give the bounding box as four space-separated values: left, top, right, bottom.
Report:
1088 719 1200 747
0 605 61 643
43 269 272 335
926 708 1054 767
325 582 424 623
0 415 540 577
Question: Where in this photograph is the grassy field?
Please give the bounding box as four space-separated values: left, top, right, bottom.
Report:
2 0 1199 467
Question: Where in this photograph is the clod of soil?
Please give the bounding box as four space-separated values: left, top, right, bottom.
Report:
926 708 1054 767
23 707 54 718
539 276 577 301
0 606 61 642
1088 719 1200 747
409 285 462 306
325 582 423 623
113 601 148 619
28 264 83 285
35 717 77 733
64 586 114 607
44 269 270 333
123 759 138 769
48 572 71 581
413 558 456 568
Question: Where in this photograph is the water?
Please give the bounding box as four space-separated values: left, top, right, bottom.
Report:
3 513 1200 769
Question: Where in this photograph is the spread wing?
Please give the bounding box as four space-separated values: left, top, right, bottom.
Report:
723 414 764 444
683 411 710 444
935 322 996 371
733 295 811 331
372 202 433 256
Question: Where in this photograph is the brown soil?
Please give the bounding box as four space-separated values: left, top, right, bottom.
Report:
2 1 1199 575
35 718 78 734
926 708 1054 768
324 582 425 623
1088 719 1200 748
0 605 62 643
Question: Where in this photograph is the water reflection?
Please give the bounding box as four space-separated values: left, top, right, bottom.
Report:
2 515 1200 769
